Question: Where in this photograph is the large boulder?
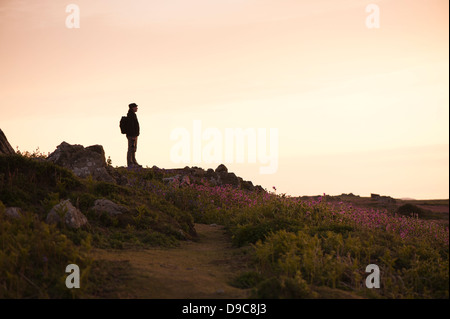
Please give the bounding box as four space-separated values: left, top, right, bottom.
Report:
46 199 88 229
47 142 115 183
0 129 15 155
215 164 228 174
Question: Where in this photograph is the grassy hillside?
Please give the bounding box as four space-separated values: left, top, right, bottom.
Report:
0 153 448 298
0 154 195 298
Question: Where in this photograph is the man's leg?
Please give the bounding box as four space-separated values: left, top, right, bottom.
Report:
132 137 141 167
127 137 136 167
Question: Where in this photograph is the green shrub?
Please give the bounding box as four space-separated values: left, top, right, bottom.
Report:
0 209 92 298
93 181 130 198
252 228 449 298
70 192 97 213
0 155 84 211
396 204 427 218
253 275 315 299
231 219 302 247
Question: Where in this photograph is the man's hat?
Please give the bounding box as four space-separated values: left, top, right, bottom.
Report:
129 103 138 108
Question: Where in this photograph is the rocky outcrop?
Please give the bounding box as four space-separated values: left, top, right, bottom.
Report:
47 142 115 183
162 164 264 192
0 129 15 155
371 193 396 204
46 199 88 229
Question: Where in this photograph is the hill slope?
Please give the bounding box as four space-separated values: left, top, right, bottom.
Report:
0 149 448 299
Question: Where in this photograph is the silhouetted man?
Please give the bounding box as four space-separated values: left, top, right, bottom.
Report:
126 103 142 168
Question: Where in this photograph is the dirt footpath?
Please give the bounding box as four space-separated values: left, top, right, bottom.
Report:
90 224 251 298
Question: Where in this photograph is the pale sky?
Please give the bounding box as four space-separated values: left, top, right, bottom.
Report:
1 0 448 199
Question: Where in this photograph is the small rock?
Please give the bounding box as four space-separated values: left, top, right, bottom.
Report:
91 198 128 216
5 207 22 219
46 199 88 229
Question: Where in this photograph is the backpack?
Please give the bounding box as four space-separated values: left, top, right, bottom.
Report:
119 116 129 134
